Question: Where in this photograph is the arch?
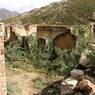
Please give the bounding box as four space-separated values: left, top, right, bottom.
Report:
53 32 77 49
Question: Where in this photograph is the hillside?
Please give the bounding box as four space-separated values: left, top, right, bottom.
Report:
0 8 19 20
4 0 95 25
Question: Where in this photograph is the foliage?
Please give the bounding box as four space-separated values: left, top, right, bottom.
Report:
7 82 20 95
72 25 94 52
5 41 27 64
54 48 80 75
27 34 80 76
33 76 48 89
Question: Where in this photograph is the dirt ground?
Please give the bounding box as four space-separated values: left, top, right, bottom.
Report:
6 66 41 95
6 63 62 95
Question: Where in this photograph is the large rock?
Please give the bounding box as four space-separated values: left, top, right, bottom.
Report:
61 78 78 95
75 79 95 95
79 50 95 68
71 69 84 80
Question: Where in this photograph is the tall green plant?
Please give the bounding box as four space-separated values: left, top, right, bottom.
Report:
73 25 94 52
5 41 27 64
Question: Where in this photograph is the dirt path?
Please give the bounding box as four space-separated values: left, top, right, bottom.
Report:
7 68 40 95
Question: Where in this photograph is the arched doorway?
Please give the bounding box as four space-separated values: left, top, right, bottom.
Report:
53 33 77 49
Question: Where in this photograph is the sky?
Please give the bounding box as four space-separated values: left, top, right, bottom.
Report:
0 0 61 13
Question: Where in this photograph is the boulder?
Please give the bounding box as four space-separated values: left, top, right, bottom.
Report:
71 69 84 80
75 79 95 95
79 51 95 68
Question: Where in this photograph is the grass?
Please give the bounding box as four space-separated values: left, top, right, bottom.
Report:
7 82 21 95
6 60 36 73
33 76 48 89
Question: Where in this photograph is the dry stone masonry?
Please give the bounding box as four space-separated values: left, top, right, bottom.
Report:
0 22 7 95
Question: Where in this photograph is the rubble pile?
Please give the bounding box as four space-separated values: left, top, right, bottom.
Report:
61 52 95 95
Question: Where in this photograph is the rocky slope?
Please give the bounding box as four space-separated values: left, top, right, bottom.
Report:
4 0 95 25
0 8 19 20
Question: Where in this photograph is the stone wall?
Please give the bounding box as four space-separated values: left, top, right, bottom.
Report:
37 25 69 38
0 22 7 95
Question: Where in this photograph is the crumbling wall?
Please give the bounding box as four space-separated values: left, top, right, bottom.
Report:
36 25 76 48
0 22 7 95
37 25 68 39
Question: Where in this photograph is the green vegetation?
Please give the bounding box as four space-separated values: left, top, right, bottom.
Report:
7 82 20 95
5 35 79 76
5 41 28 64
33 76 48 89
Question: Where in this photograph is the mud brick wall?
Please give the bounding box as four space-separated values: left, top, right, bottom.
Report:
37 25 69 38
0 22 7 95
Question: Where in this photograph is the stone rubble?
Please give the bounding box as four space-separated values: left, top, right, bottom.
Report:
61 51 95 95
61 78 78 95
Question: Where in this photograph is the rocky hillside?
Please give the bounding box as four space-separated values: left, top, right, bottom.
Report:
0 8 19 20
4 0 95 25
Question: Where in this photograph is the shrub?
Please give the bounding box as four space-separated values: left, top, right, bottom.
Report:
53 48 80 75
5 41 27 64
73 25 94 51
27 34 80 76
7 82 21 95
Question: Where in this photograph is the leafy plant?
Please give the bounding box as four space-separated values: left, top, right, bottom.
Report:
5 41 27 64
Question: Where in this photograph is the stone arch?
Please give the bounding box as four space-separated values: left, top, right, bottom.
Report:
53 32 77 49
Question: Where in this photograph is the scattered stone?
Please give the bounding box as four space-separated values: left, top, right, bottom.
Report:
71 69 84 80
75 79 95 95
61 78 78 95
12 68 18 72
61 49 95 95
79 51 95 68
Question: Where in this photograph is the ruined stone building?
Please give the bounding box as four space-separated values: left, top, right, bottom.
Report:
27 25 77 48
4 23 28 47
4 24 77 49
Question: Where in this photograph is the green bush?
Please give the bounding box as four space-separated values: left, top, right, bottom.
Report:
53 48 80 75
27 34 80 76
5 41 27 64
72 25 94 52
